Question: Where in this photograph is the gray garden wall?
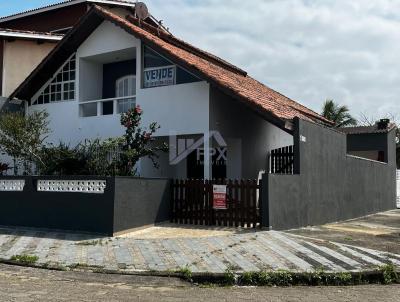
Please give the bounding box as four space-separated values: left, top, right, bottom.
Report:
0 176 170 236
261 118 397 230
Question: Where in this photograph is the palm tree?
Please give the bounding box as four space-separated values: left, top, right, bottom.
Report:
321 99 357 127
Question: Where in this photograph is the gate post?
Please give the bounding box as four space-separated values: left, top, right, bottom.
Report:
260 173 271 229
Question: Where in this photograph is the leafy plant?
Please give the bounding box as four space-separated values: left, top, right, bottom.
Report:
116 105 168 176
380 263 399 284
0 110 50 175
10 254 39 264
177 265 193 281
322 99 357 127
223 265 236 285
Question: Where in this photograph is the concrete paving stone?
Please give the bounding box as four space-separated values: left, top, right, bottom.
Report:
299 241 361 271
0 222 399 274
256 233 314 272
332 243 384 266
270 231 345 271
207 236 259 272
340 244 400 266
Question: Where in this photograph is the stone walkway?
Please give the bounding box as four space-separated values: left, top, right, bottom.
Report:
0 225 399 274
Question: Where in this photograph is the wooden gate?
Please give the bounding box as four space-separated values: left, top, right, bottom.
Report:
170 179 260 228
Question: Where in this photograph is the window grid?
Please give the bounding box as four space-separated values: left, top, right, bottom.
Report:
32 55 76 105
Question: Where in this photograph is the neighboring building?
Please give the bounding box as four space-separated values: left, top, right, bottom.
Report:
340 120 396 163
0 29 62 101
0 0 162 106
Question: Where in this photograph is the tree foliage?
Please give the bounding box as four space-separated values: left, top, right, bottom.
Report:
0 106 168 176
0 110 50 173
322 100 357 127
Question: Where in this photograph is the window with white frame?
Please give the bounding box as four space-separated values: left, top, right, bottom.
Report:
116 75 136 113
32 54 76 105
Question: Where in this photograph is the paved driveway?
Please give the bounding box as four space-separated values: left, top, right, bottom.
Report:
288 210 400 254
0 217 399 274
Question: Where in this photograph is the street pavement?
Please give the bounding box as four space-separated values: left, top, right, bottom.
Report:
0 263 399 302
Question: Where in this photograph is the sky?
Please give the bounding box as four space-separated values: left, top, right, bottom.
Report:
1 0 400 121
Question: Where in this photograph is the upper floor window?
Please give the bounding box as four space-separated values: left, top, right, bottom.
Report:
116 75 136 114
32 54 76 106
143 46 200 89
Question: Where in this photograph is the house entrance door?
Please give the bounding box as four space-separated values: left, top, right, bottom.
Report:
186 149 227 179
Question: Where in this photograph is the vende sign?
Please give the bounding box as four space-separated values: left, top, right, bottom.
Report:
213 185 227 210
143 65 176 88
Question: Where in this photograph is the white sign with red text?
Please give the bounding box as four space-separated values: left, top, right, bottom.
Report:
213 185 227 210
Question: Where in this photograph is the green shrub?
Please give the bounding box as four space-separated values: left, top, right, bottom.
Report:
10 254 39 264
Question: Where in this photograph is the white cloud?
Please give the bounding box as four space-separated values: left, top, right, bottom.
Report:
146 0 400 120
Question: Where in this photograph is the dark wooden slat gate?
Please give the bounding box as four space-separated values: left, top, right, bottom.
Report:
171 179 260 228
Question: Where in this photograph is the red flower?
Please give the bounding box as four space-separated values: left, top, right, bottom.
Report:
135 105 142 114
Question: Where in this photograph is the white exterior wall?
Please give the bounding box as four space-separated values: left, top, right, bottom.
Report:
28 20 210 147
138 82 210 137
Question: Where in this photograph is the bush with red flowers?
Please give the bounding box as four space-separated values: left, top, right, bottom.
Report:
116 105 168 176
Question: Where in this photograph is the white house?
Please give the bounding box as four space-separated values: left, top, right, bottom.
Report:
6 4 332 180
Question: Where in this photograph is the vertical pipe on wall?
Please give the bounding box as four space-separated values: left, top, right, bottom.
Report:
204 132 211 179
293 117 301 174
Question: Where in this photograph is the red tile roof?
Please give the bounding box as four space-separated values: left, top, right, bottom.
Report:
11 5 333 127
97 6 332 126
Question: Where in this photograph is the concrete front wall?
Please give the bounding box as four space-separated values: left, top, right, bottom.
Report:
0 176 115 235
113 177 171 234
264 119 397 230
209 87 293 179
2 40 55 97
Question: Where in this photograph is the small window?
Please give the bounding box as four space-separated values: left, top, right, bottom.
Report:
116 75 136 114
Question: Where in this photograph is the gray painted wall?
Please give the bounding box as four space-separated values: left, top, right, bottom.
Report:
113 177 171 234
262 118 397 230
209 87 293 179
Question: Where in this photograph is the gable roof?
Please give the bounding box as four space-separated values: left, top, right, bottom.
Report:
10 5 333 130
0 28 63 41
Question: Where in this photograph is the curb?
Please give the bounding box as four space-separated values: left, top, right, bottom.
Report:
1 258 399 287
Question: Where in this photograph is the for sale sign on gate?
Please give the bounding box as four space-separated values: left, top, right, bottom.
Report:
213 185 227 210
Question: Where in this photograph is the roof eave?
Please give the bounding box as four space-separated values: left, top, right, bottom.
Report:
0 0 136 23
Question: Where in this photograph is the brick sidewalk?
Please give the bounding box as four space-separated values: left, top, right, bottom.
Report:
0 226 399 273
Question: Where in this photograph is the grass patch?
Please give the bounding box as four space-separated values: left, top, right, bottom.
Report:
380 263 399 284
10 254 39 264
176 265 193 281
223 264 237 286
236 267 399 287
75 240 103 246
